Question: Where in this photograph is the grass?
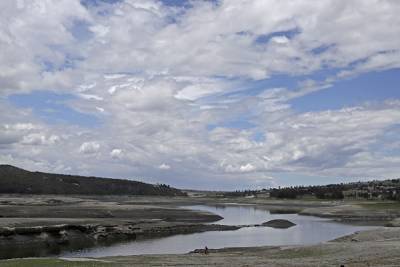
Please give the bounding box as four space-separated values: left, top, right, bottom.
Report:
358 202 400 210
269 247 333 259
0 258 113 267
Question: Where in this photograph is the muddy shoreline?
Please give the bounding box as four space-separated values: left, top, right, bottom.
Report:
2 228 400 266
0 221 240 259
0 194 399 262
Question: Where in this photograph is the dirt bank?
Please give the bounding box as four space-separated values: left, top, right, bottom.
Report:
0 194 399 262
1 227 400 266
0 221 240 259
194 197 400 226
0 194 226 259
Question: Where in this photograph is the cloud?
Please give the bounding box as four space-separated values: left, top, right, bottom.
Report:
110 148 123 159
240 163 256 172
2 0 399 94
225 163 257 173
79 141 100 154
0 0 90 94
76 0 400 81
0 131 21 145
6 123 37 131
1 0 400 189
21 134 59 146
158 163 171 170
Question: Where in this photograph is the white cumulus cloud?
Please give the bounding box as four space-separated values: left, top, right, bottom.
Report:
158 163 171 170
79 141 100 154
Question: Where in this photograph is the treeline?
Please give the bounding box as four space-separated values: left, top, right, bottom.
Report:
222 185 346 199
222 190 258 197
222 178 400 200
269 185 344 199
0 165 187 196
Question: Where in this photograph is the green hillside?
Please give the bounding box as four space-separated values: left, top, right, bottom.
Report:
0 165 186 196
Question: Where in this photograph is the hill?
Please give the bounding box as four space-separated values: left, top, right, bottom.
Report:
0 165 186 196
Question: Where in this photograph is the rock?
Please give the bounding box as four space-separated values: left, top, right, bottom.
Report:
0 227 15 236
190 248 213 254
14 226 43 235
385 218 400 227
57 230 69 244
190 248 204 254
262 219 296 229
190 248 209 254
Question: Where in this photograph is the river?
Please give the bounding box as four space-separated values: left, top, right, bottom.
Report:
62 204 375 258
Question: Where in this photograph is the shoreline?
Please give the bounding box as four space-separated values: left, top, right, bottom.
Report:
1 227 399 266
0 194 399 265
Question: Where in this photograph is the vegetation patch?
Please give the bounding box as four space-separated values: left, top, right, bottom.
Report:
0 258 111 267
0 165 186 196
359 202 400 210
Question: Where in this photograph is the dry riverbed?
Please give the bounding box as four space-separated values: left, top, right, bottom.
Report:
1 228 400 267
0 194 399 266
0 194 226 259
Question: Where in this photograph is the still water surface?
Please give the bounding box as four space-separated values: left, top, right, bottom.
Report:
63 204 374 257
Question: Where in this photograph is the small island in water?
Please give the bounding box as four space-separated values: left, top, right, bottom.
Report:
262 219 296 229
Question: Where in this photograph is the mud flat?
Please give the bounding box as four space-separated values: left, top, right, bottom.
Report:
198 197 400 226
0 221 241 259
0 194 399 265
116 227 400 267
0 194 226 259
1 228 400 266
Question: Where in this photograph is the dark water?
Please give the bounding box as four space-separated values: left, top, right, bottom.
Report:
62 204 374 257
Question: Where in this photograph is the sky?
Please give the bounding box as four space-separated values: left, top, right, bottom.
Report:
1 0 400 190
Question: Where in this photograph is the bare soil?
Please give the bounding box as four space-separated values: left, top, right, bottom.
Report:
0 194 399 266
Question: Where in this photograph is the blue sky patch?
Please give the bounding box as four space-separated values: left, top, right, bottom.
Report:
40 54 83 72
80 0 122 8
8 91 100 127
70 19 93 41
254 28 300 44
310 44 335 55
290 68 400 112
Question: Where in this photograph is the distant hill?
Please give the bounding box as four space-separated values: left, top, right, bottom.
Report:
0 165 186 196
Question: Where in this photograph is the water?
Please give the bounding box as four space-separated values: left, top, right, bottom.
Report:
63 204 374 257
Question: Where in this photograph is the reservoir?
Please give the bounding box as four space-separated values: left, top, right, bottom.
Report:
63 204 375 258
